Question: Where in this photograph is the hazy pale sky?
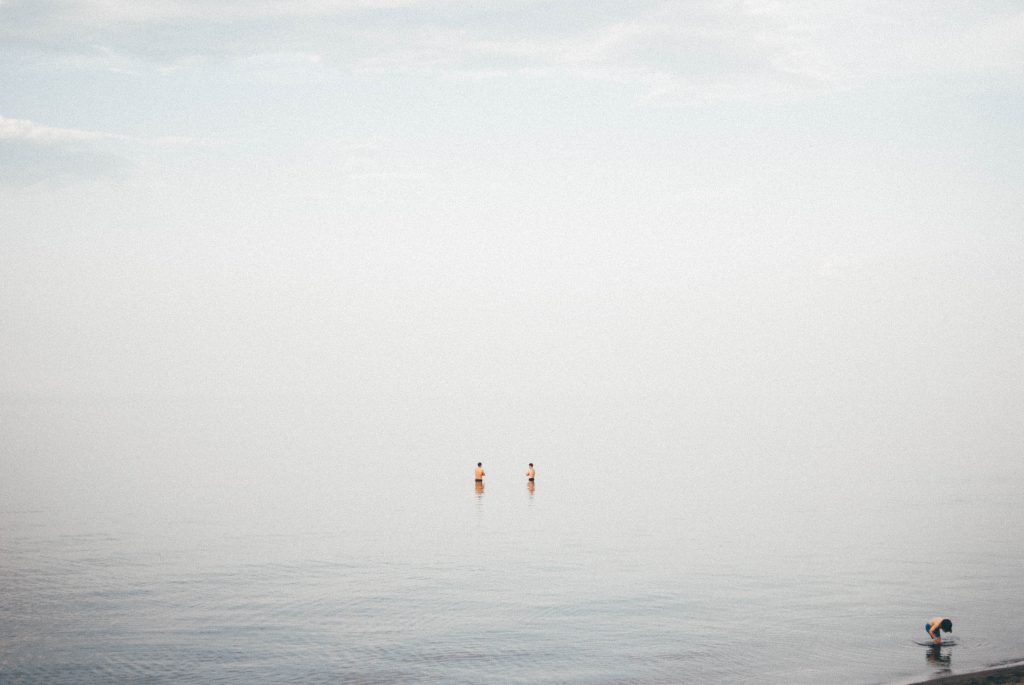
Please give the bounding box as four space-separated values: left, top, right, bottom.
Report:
2 1 1023 472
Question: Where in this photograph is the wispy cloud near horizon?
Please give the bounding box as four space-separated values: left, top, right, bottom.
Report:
0 115 129 144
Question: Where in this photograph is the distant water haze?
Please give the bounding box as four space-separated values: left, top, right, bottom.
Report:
5 244 1022 520
3 371 1020 536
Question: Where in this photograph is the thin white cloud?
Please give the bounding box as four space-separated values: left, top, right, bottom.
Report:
228 51 327 82
897 9 1024 75
6 1 1022 105
51 0 439 23
345 8 845 103
564 3 1018 101
0 116 128 144
239 52 323 67
0 115 204 153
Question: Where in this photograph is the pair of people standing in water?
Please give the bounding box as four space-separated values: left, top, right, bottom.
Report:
474 462 535 482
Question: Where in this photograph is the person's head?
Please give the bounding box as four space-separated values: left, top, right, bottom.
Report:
940 619 952 632
528 463 533 467
477 462 482 467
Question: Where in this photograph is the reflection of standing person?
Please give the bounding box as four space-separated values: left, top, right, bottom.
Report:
526 463 535 481
474 462 485 482
925 617 953 645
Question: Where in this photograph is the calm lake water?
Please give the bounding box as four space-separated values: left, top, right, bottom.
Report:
2 397 1023 684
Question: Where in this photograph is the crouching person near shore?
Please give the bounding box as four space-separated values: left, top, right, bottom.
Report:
925 617 953 645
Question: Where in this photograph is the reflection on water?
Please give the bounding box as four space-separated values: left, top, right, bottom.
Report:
926 644 953 674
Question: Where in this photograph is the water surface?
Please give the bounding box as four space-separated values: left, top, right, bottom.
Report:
2 397 1022 683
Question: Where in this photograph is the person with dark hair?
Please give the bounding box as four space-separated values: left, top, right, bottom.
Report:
526 463 535 482
474 462 485 482
925 617 953 645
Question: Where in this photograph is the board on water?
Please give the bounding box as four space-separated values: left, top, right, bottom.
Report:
913 639 957 647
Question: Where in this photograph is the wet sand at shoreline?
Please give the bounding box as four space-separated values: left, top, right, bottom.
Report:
908 663 1024 684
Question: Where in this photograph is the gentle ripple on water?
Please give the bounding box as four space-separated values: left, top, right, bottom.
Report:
3 456 1024 684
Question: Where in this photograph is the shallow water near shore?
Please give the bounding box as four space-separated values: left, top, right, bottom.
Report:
2 396 1023 684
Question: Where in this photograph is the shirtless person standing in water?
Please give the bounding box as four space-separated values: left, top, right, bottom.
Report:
925 617 953 645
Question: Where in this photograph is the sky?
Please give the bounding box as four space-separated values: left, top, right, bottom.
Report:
2 1 1023 487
